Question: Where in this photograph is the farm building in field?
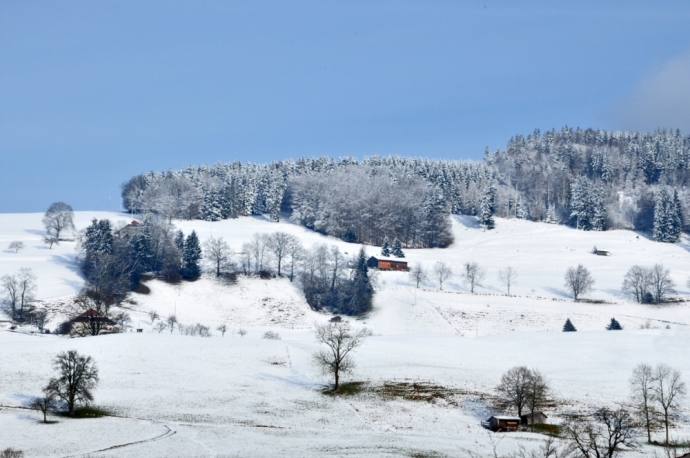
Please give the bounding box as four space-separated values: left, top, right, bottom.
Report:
521 412 548 425
482 415 521 432
366 256 408 271
116 220 142 238
69 309 117 336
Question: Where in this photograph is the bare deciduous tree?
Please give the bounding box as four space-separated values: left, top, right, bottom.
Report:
0 448 25 458
8 241 24 253
564 264 595 300
498 267 518 295
286 238 305 282
525 369 551 432
433 261 453 290
648 264 675 303
238 328 247 338
148 310 159 324
409 263 428 288
43 235 59 249
42 202 75 240
463 262 485 293
496 366 533 418
652 364 686 445
216 323 227 337
1 268 36 321
153 322 167 333
166 314 177 334
266 232 298 277
622 266 651 303
242 233 272 274
630 363 657 443
313 321 367 391
31 393 55 423
203 236 234 277
563 407 638 458
45 350 99 416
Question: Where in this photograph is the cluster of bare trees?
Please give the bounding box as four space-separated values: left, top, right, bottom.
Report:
239 232 303 280
409 262 518 295
630 363 687 445
496 366 551 432
1 268 38 322
622 264 676 303
492 362 686 456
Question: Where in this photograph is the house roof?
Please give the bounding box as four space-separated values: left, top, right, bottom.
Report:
71 308 115 324
369 256 407 263
489 415 521 421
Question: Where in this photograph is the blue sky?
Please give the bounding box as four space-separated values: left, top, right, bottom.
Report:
2 1 690 212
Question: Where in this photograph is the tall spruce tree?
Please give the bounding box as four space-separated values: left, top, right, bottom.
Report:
391 238 405 258
381 236 391 257
653 188 680 243
478 184 496 229
563 318 577 332
182 231 202 279
174 230 185 252
347 248 373 315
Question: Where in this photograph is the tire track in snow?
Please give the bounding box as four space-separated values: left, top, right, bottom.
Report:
60 422 177 457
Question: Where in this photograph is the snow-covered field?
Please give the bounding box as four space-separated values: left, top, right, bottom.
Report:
2 211 690 456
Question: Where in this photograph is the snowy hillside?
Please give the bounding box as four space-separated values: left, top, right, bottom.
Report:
2 211 690 456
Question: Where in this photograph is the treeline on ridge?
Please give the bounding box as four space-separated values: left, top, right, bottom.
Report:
121 127 690 244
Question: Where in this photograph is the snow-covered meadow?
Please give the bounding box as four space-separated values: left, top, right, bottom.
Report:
2 211 690 456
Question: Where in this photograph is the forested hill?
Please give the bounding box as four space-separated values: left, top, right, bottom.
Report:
122 127 690 247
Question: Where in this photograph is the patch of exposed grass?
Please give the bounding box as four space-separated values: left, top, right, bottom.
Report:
370 381 460 406
60 406 112 418
321 381 366 396
526 423 560 436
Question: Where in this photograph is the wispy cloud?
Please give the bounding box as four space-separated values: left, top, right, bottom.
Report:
608 49 690 133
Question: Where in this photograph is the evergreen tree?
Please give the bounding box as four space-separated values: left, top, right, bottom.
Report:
83 219 114 256
347 248 373 315
391 238 405 258
478 184 496 229
381 236 391 257
562 318 577 332
174 230 185 252
182 231 202 280
202 188 223 221
653 188 680 243
343 227 356 243
606 318 623 330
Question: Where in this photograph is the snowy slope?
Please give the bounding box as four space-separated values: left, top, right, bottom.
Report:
2 211 690 456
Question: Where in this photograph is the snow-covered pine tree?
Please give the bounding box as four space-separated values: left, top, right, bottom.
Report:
672 189 683 242
381 236 391 257
653 188 679 243
478 184 496 229
391 238 405 258
202 187 223 221
182 230 202 280
606 318 622 330
563 318 577 332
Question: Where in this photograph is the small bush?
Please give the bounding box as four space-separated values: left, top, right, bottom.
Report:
606 318 623 330
60 406 110 418
1 448 25 458
259 270 273 279
262 331 281 340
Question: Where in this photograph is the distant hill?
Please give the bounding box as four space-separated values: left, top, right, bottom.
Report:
122 127 690 244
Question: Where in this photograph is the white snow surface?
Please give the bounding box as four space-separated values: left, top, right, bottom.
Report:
2 211 690 456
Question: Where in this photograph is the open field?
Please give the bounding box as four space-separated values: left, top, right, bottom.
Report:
2 212 690 456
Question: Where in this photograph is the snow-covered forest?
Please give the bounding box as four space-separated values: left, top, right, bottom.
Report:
122 127 690 244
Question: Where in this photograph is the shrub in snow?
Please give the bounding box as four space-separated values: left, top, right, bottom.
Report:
262 331 281 340
1 448 25 458
8 241 24 253
562 319 577 332
606 318 623 330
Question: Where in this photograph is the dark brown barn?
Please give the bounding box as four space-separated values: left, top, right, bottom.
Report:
366 256 408 271
482 415 521 432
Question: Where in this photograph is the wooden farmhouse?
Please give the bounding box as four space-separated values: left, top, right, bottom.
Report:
69 309 117 336
521 411 548 425
482 415 521 432
116 220 142 238
366 256 408 271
